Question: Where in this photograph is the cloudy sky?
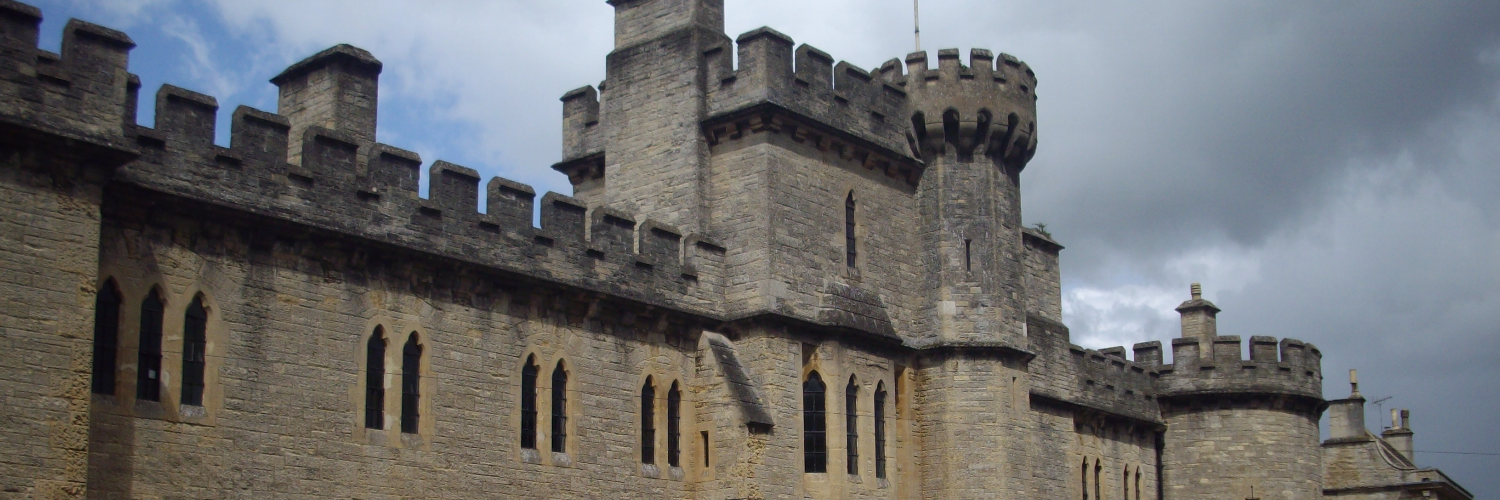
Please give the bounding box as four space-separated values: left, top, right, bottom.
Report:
34 0 1500 494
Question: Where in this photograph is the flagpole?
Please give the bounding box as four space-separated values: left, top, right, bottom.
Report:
914 0 921 52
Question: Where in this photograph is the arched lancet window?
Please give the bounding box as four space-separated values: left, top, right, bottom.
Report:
1135 467 1142 500
137 289 164 402
1081 459 1089 500
364 327 386 429
641 377 656 464
520 355 539 449
180 296 208 406
551 361 568 453
846 376 859 475
667 381 682 467
874 382 887 479
845 192 857 268
1122 466 1129 500
803 371 827 473
90 280 121 395
400 334 421 434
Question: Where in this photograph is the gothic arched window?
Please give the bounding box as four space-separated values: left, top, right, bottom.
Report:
874 382 887 479
641 377 656 464
520 355 539 449
846 376 859 475
667 382 682 467
90 280 121 395
136 289 164 402
180 296 207 406
551 361 568 453
400 334 421 434
803 371 827 473
365 327 386 429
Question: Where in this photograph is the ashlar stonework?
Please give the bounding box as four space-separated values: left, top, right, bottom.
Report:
0 0 1474 498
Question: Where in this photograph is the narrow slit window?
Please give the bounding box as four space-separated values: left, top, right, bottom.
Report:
668 382 682 467
803 371 827 473
365 328 386 429
641 377 656 464
846 377 859 475
701 430 710 468
551 362 568 453
136 289 164 402
964 239 972 270
874 383 887 479
845 193 857 268
90 281 121 395
400 334 421 434
1135 468 1142 500
180 296 207 406
1123 466 1128 500
520 356 539 449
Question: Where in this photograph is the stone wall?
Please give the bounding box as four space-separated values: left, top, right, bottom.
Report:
88 191 717 499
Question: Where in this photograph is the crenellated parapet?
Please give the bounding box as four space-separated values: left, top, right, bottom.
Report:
1026 314 1162 424
886 48 1038 169
1155 334 1324 405
701 27 920 184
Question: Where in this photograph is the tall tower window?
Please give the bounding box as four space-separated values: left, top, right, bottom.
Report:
400 334 421 434
520 356 539 449
180 296 207 406
845 192 857 268
136 289 164 402
803 371 827 473
641 377 656 464
874 383 887 479
667 382 682 467
90 281 121 395
365 328 386 429
551 362 568 453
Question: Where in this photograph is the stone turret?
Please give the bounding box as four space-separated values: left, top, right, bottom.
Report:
1156 284 1327 500
901 48 1038 348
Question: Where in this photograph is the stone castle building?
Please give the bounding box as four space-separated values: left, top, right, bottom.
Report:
0 0 1474 498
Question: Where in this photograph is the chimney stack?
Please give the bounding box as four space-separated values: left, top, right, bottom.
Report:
1176 283 1221 340
1327 369 1367 441
1382 408 1415 463
270 44 382 165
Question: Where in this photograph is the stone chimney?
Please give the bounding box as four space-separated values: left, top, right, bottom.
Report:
1382 409 1415 463
1176 283 1220 340
1327 369 1367 441
270 44 382 165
